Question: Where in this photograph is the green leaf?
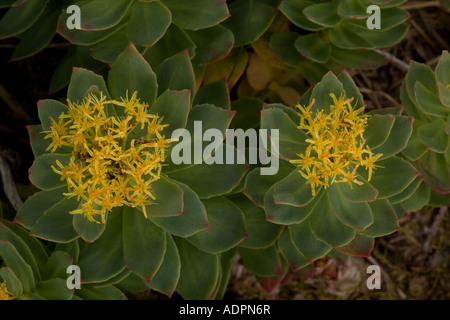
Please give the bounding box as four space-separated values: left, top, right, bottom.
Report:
417 119 449 153
187 25 234 65
336 173 378 202
150 181 208 237
161 0 229 30
42 251 72 280
149 89 190 139
329 25 372 50
0 267 23 297
156 50 196 97
260 107 308 160
337 71 365 109
73 213 106 243
185 103 234 134
278 229 309 271
126 1 171 46
392 202 408 221
289 218 331 261
168 161 247 199
361 199 399 237
76 284 126 300
57 11 128 45
91 27 147 64
400 83 428 122
302 1 342 27
203 48 249 88
54 240 79 265
372 115 413 159
123 206 166 280
269 32 305 68
337 233 374 257
37 99 68 132
214 247 238 299
144 24 196 68
0 222 41 281
308 193 356 247
144 175 184 218
279 0 324 31
364 114 395 149
0 0 48 39
437 82 450 108
67 67 110 103
30 197 80 243
337 0 369 19
230 97 262 130
27 125 51 158
231 194 283 249
76 0 132 31
402 181 431 212
114 271 147 294
0 240 35 292
77 207 125 283
436 51 450 106
428 188 450 207
49 46 105 94
264 185 320 225
402 132 428 161
29 153 71 191
272 169 315 207
327 184 374 231
331 21 408 49
243 167 291 207
174 237 220 300
15 187 65 230
368 106 403 116
419 152 450 193
254 257 289 293
222 0 276 47
330 47 386 69
436 51 450 85
108 42 158 105
0 219 49 271
405 62 438 109
34 278 73 300
194 79 230 110
309 71 344 114
414 81 449 118
10 5 58 60
294 33 330 64
362 156 418 199
389 176 423 204
239 245 282 277
148 234 180 297
187 196 246 254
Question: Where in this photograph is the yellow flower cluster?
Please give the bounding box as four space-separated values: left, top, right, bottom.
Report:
290 94 382 196
44 91 172 224
0 281 10 300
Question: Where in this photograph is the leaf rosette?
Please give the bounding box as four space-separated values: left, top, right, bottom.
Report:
17 44 247 299
240 71 417 288
400 50 450 209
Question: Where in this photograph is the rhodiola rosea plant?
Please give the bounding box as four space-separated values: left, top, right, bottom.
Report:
15 43 248 300
238 71 417 289
400 50 450 212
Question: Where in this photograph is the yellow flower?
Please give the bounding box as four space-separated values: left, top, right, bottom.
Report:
44 91 172 223
0 281 11 300
290 94 382 195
